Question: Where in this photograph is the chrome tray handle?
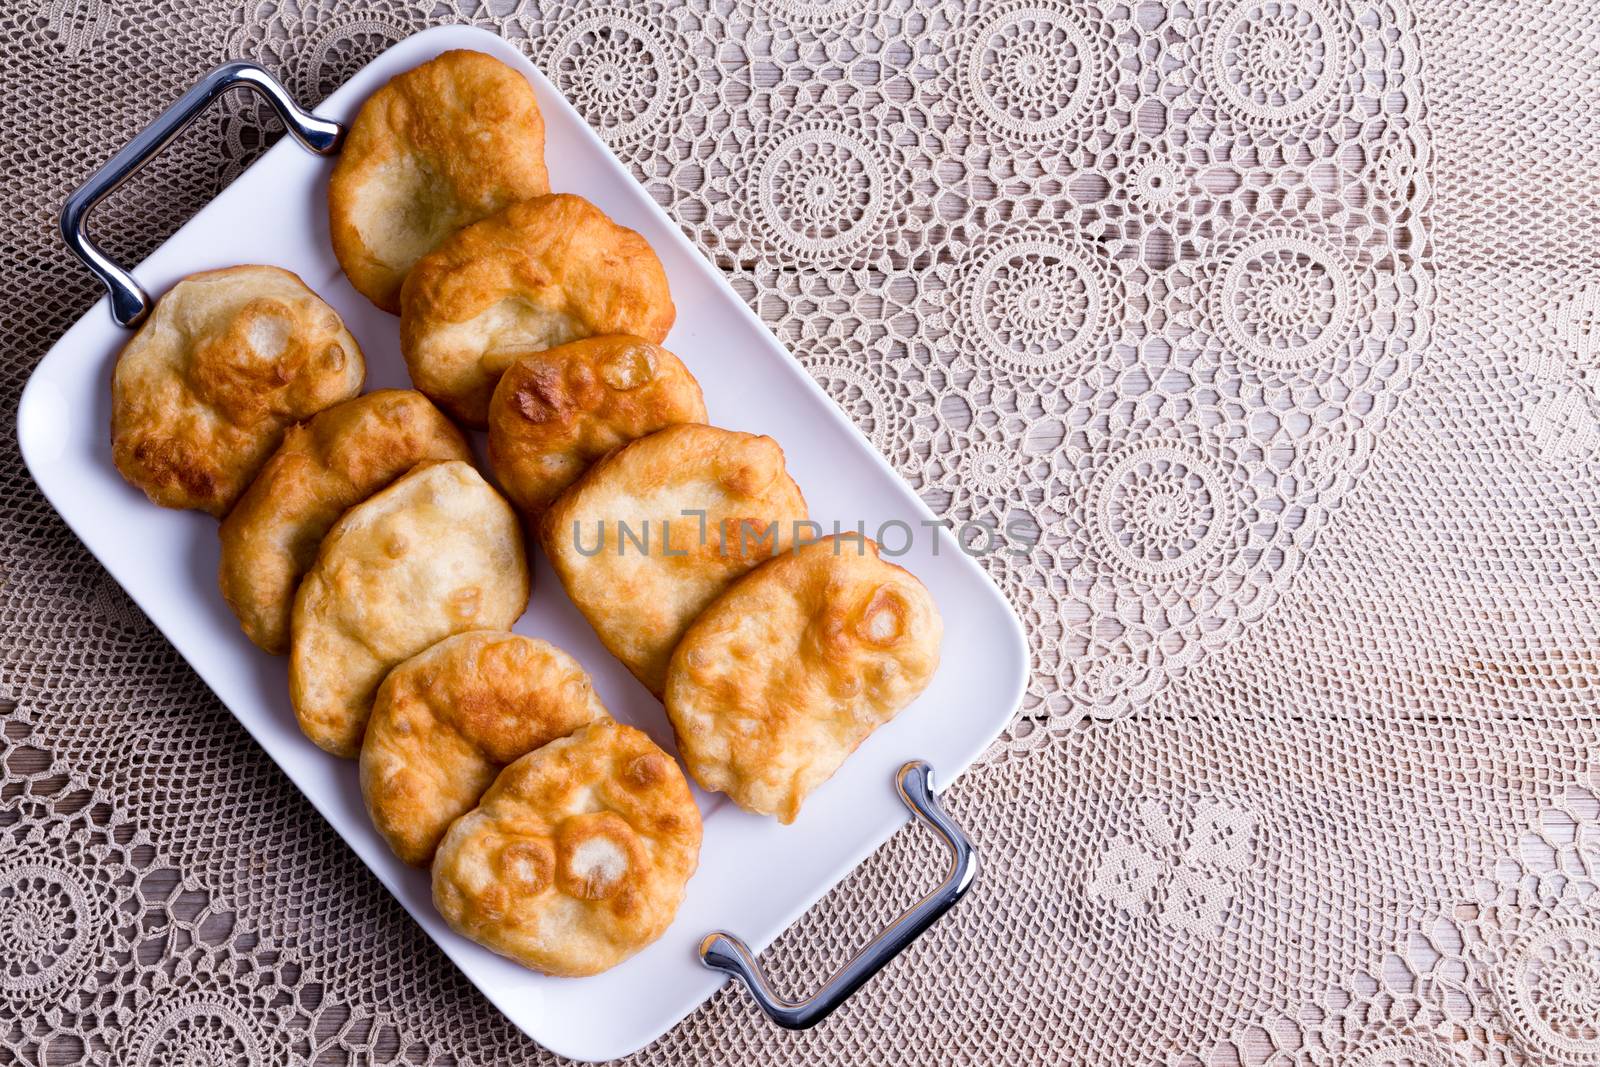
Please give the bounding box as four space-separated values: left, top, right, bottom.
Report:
60 61 344 329
699 760 978 1029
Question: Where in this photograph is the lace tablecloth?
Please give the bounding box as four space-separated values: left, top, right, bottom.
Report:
5 0 1600 1063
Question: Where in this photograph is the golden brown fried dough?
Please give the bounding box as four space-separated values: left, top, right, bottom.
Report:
361 631 609 867
110 265 364 516
290 461 529 757
399 194 676 426
432 719 700 976
328 49 550 313
487 336 707 521
665 536 941 823
540 424 808 697
218 390 471 654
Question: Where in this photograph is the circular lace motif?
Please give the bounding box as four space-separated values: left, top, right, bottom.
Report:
130 992 269 1067
1215 231 1356 371
1072 655 1162 718
963 233 1111 376
1088 441 1237 581
549 12 679 146
0 856 100 998
751 0 871 28
1129 157 1186 215
1342 1037 1465 1067
295 12 409 98
803 356 898 450
963 442 1020 493
1495 919 1600 1064
1205 0 1348 127
963 3 1101 141
754 121 890 261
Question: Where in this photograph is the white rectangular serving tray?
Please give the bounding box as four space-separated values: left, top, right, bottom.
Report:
18 25 1028 1061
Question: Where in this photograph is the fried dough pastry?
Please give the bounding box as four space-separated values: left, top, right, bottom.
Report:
487 336 707 521
432 719 701 976
290 461 529 757
361 631 609 867
110 265 364 516
399 194 676 426
540 424 807 697
665 536 941 823
329 49 550 312
218 390 471 654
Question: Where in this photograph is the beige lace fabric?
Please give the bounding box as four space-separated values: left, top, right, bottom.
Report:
3 0 1600 1063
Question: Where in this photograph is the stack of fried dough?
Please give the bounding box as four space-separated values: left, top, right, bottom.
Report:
106 48 942 978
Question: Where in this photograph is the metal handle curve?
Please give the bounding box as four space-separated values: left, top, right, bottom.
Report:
699 760 978 1029
59 60 344 329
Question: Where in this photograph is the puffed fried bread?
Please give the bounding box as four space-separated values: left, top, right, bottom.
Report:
328 49 550 312
487 336 707 521
361 631 609 867
539 423 808 697
110 265 364 516
399 193 676 426
218 390 471 654
665 535 942 823
289 461 530 758
432 719 701 977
